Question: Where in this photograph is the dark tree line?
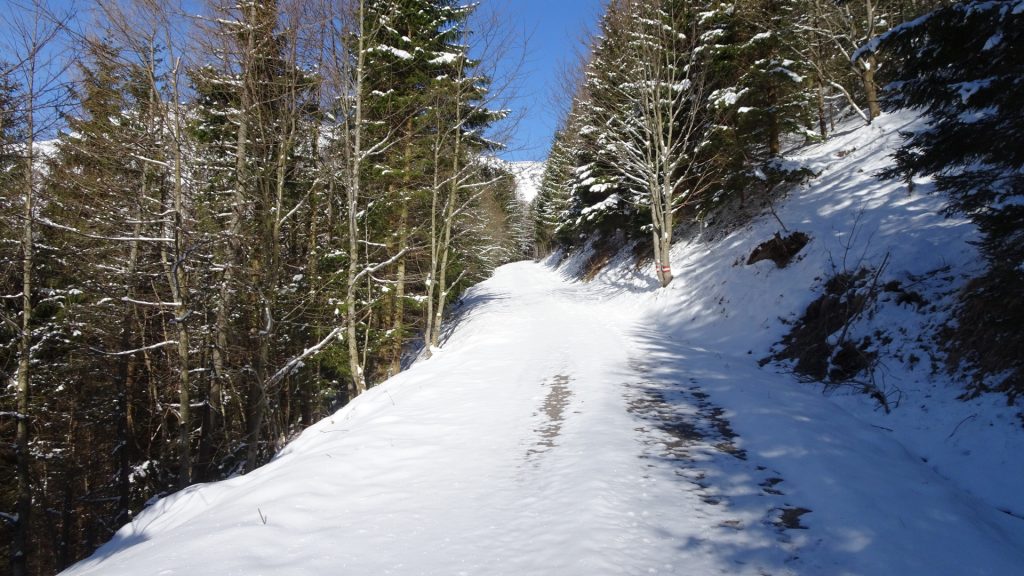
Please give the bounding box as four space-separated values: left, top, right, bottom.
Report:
0 1 526 574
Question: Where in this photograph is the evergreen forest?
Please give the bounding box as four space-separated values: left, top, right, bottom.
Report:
3 0 1022 574
534 0 1021 392
2 1 530 573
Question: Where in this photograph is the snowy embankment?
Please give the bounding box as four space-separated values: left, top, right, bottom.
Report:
63 113 1024 575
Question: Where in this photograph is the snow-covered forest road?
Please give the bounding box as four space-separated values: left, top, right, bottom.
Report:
64 261 1024 575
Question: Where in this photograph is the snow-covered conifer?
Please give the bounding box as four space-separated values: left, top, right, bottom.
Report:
870 0 1024 397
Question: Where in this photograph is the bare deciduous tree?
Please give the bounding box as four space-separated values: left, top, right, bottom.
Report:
593 0 718 287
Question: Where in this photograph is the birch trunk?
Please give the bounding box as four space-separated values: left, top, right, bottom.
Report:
346 0 369 395
429 130 460 349
156 54 193 487
423 140 442 355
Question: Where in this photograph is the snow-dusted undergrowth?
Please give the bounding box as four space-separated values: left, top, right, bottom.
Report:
62 113 1024 575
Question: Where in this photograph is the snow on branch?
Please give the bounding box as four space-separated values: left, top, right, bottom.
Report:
121 296 181 307
266 326 344 388
36 217 174 243
130 153 173 169
91 340 179 357
352 247 411 286
851 9 936 64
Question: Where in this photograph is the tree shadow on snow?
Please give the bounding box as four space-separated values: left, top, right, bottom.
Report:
622 324 1023 575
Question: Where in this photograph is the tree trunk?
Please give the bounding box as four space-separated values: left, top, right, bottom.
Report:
860 0 881 121
158 191 192 487
208 74 250 477
424 139 442 355
246 176 276 471
164 61 192 488
174 324 192 485
430 126 461 349
651 167 674 288
114 216 141 521
388 200 408 376
347 0 369 395
12 99 35 576
861 54 881 121
769 123 781 157
652 228 673 288
301 126 322 424
388 118 415 376
659 235 673 287
246 299 269 471
768 89 781 156
817 81 828 139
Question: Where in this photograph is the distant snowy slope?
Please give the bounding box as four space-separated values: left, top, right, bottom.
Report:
63 113 1024 576
509 160 545 203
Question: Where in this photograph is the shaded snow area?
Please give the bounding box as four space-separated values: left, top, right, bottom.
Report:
64 113 1024 575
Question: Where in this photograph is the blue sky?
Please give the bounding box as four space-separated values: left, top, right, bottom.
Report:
488 0 604 161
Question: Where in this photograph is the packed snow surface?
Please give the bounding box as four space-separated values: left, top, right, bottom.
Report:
64 113 1024 575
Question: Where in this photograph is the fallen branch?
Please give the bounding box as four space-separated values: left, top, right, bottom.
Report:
946 413 978 440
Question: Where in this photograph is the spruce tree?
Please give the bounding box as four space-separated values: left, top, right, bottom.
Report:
360 0 474 376
0 62 26 576
535 128 578 254
46 37 160 535
548 2 650 247
869 0 1024 397
702 0 815 206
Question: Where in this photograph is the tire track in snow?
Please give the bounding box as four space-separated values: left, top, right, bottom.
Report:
526 374 573 461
